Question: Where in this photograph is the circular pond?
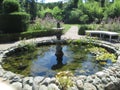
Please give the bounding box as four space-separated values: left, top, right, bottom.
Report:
2 43 117 77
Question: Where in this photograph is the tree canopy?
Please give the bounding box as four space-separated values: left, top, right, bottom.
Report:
0 0 120 24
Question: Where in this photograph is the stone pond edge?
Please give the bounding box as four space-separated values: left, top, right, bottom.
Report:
0 39 120 90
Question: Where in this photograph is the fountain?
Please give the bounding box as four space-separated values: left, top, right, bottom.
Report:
51 22 64 69
53 22 63 40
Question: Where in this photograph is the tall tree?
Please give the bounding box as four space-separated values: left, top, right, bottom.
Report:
24 0 37 21
0 0 4 13
101 0 105 7
52 6 63 21
30 0 37 20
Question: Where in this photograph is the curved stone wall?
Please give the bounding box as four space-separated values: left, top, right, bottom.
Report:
0 39 120 90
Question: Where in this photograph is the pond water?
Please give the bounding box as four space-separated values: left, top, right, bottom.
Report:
2 44 115 77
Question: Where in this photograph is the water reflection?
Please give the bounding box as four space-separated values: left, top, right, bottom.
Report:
3 42 115 76
52 43 64 70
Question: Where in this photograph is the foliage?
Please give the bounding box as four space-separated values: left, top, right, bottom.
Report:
0 33 20 43
0 0 3 13
56 71 74 90
2 46 38 76
37 7 53 18
81 1 103 23
52 6 63 21
2 38 38 76
2 0 20 13
21 29 60 39
97 17 120 33
0 29 61 43
69 39 117 64
68 9 81 23
79 14 89 24
38 6 63 21
87 47 108 55
29 0 37 20
96 53 116 63
28 17 56 31
78 25 93 35
0 12 30 33
20 0 37 20
87 46 117 63
104 0 120 18
9 0 120 24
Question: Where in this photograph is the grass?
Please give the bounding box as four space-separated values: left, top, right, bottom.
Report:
62 24 71 33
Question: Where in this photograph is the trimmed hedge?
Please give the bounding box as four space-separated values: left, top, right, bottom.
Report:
78 25 93 35
0 30 62 43
2 0 20 13
0 12 30 33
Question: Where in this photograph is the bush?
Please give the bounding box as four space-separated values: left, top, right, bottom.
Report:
2 0 20 13
21 30 61 39
0 30 62 43
78 25 94 35
0 12 30 33
78 25 88 35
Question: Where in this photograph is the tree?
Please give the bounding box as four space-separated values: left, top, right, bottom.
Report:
0 0 4 13
24 0 37 21
52 6 63 21
104 0 120 18
38 7 52 18
101 0 105 7
30 0 37 20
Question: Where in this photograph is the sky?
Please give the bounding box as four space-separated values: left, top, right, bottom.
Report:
44 0 63 3
38 0 67 3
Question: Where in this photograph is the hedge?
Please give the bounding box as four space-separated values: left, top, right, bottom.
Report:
2 0 20 13
0 12 30 33
78 25 93 35
0 30 62 43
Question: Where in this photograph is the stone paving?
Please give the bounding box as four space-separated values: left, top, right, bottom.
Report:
0 26 120 90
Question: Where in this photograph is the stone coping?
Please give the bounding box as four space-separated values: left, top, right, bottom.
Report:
0 39 120 90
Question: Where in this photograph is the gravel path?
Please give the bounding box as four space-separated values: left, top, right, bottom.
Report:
62 25 81 39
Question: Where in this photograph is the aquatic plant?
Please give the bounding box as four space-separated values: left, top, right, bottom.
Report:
87 47 117 63
96 53 116 63
87 47 108 55
56 71 74 90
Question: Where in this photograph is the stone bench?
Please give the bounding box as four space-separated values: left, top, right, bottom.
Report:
86 30 120 42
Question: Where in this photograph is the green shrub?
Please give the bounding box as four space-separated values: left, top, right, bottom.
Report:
20 30 58 39
2 0 20 13
0 30 61 43
0 12 30 33
78 25 88 35
0 33 20 43
78 25 94 35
